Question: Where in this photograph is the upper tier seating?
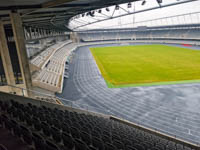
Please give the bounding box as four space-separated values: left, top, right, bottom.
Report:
78 28 200 42
0 96 197 150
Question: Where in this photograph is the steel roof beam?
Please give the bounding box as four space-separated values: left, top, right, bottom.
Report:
73 0 199 30
0 3 91 11
23 17 68 23
42 0 79 8
53 3 90 8
23 14 71 19
0 5 42 11
29 10 75 15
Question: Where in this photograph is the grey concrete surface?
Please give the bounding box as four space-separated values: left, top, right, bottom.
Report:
57 43 200 144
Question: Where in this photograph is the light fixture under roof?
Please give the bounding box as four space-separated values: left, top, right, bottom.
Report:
115 5 119 10
91 11 95 15
98 9 102 13
156 0 162 7
106 7 110 12
89 11 95 17
141 0 146 5
86 12 90 16
128 2 132 8
157 0 162 4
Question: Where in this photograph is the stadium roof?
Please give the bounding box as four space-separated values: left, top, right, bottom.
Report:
69 0 200 31
0 0 140 31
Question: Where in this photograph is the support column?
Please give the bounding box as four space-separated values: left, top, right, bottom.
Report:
34 28 37 39
10 12 32 97
70 32 79 43
30 27 33 40
39 28 42 38
44 29 46 37
0 20 16 92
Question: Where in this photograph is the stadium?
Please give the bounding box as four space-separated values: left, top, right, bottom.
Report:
0 0 200 150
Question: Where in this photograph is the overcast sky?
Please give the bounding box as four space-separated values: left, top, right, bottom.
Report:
69 0 200 30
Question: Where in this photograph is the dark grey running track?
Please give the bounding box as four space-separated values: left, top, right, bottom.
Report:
57 43 200 145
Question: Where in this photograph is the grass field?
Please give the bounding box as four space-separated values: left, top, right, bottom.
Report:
90 44 200 88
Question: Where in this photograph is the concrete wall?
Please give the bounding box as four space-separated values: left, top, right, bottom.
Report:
0 84 25 96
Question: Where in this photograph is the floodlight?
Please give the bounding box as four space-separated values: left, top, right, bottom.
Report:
91 11 95 15
115 5 119 10
156 0 162 7
89 11 95 17
128 2 132 8
106 8 110 12
157 0 162 3
141 0 146 5
98 9 102 13
82 13 85 17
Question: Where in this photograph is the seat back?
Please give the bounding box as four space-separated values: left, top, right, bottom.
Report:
0 144 7 150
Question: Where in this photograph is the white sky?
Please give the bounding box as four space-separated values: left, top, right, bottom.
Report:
69 0 200 30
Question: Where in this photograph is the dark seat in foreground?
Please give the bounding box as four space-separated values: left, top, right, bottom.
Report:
0 97 198 150
0 144 7 150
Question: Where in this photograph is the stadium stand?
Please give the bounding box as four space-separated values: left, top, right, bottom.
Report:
1 1 200 150
0 91 199 150
31 41 76 93
30 41 72 69
78 25 200 42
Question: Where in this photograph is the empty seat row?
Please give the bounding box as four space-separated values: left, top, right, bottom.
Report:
35 70 60 87
0 99 196 150
30 41 71 68
33 42 75 90
0 144 7 150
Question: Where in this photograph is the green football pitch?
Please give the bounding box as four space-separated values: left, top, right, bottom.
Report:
90 44 200 88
